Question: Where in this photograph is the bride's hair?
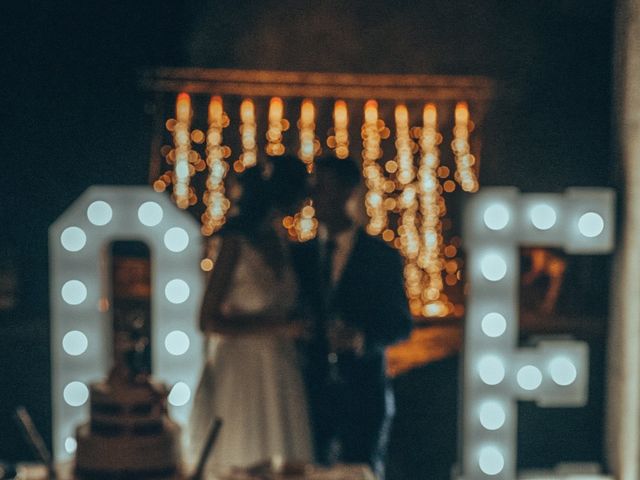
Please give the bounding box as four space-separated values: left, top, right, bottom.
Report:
224 155 308 235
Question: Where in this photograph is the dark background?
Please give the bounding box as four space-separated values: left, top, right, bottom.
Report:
0 1 615 478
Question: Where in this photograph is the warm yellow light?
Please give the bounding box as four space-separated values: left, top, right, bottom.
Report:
452 101 478 192
269 97 283 122
176 92 191 122
333 100 349 159
298 99 319 169
240 99 257 168
364 100 378 123
361 99 386 235
423 103 437 127
455 101 469 124
200 258 214 272
173 92 193 209
266 97 285 156
201 96 231 235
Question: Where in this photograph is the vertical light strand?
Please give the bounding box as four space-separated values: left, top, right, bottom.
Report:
172 93 193 209
238 99 257 170
418 103 446 317
395 104 420 261
452 101 479 192
266 97 286 156
395 104 416 186
362 100 387 236
333 100 350 159
298 99 320 171
201 96 231 236
393 105 421 314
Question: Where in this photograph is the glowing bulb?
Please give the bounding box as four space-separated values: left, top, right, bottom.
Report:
165 330 190 356
549 357 577 386
61 280 87 305
62 330 88 356
334 100 348 125
60 226 87 252
364 100 378 123
301 99 315 124
578 212 604 238
483 204 510 230
480 254 507 281
138 201 164 227
478 446 504 475
165 279 190 304
164 227 189 252
63 381 89 407
87 201 112 226
481 312 507 338
478 355 505 385
479 401 506 430
530 203 557 230
65 437 77 454
168 382 191 406
517 365 543 390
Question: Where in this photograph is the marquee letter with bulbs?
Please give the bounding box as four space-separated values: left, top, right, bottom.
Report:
49 186 204 462
459 187 615 479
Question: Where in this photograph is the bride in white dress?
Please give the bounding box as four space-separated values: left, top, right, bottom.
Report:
187 161 314 475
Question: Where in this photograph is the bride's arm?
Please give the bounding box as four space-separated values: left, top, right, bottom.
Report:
199 235 300 337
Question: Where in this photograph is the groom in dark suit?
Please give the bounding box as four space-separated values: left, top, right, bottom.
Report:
291 155 412 479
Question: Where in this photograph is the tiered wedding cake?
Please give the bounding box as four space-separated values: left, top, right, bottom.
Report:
74 362 182 479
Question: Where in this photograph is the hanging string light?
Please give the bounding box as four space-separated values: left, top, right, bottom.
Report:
298 99 320 171
394 105 416 186
172 93 193 209
362 100 388 236
266 97 287 156
418 103 446 316
332 100 350 159
201 96 231 236
452 101 479 192
238 99 257 171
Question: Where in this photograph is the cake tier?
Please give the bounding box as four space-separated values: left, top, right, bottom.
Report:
75 420 181 475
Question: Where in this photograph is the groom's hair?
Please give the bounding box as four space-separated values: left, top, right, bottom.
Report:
267 154 309 208
314 154 361 190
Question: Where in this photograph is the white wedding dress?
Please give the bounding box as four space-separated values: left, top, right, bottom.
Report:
187 236 314 475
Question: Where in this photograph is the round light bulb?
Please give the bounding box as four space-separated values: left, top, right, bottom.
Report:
483 204 510 231
481 312 507 338
87 201 112 226
165 330 190 356
61 280 87 305
478 355 505 385
164 227 189 253
60 226 87 252
480 254 507 281
549 357 578 386
517 365 543 390
63 381 89 407
478 446 505 475
62 330 88 356
578 212 604 238
65 437 77 454
165 279 190 304
479 401 506 430
138 201 164 227
530 204 557 230
168 382 191 406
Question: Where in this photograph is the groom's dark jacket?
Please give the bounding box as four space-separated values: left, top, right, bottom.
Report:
290 227 412 458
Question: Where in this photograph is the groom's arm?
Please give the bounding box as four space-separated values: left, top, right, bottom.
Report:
343 241 412 357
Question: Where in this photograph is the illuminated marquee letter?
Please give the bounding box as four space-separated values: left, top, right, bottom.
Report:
49 186 204 462
459 187 614 479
